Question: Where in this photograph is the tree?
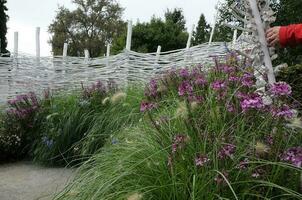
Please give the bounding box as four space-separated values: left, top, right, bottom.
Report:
193 14 210 45
111 8 188 54
0 0 9 53
49 0 125 57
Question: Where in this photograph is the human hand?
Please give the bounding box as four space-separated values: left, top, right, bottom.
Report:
266 26 281 47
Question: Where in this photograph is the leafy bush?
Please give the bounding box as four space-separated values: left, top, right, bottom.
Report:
277 64 302 112
56 55 302 200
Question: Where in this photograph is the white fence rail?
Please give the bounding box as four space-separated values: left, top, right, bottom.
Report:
0 42 232 104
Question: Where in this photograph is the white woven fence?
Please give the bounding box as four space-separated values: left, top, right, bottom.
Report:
0 42 232 104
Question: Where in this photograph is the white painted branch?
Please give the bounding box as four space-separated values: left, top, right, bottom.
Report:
106 43 111 58
63 43 68 57
186 24 195 49
36 27 40 58
14 32 18 57
249 0 276 84
84 49 90 59
232 29 238 45
126 20 133 51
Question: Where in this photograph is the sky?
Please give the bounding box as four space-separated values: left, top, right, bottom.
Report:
6 0 220 56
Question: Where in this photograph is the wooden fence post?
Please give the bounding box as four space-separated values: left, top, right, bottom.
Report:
126 20 133 51
14 32 18 57
36 27 40 58
63 43 68 57
186 24 195 49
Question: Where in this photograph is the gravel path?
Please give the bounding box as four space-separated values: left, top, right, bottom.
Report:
0 162 75 200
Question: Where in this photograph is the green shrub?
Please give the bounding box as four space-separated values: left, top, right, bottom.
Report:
277 64 302 111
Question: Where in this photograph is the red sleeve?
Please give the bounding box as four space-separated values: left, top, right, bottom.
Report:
279 24 302 47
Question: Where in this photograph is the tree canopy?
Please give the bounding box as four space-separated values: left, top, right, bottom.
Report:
192 14 210 45
49 0 125 57
0 0 9 53
111 8 188 54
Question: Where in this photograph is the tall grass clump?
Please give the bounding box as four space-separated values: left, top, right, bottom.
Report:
56 54 302 199
33 81 144 166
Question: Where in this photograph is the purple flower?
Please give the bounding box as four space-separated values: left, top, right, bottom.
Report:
178 81 193 96
218 144 236 159
179 68 190 78
194 76 207 86
240 93 264 112
226 103 235 113
188 95 204 103
228 75 240 82
211 80 226 91
140 101 156 112
265 134 274 146
269 82 292 97
280 147 302 168
271 105 295 119
195 154 210 167
171 135 188 153
237 158 249 170
145 79 158 97
241 73 254 87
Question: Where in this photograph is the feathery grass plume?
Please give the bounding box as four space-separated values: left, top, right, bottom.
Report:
255 142 270 155
127 193 143 200
102 97 110 105
175 101 188 120
111 91 127 104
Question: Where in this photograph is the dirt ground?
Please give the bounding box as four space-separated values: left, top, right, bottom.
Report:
0 162 75 200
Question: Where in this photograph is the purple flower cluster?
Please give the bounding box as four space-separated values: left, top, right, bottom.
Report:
241 73 254 88
211 80 226 91
7 92 40 121
82 80 107 99
237 158 249 170
269 82 292 97
240 93 264 112
271 105 295 119
195 154 210 167
172 135 188 153
178 81 193 96
280 147 302 168
194 76 207 86
145 79 158 98
140 101 156 112
218 144 236 159
179 68 190 78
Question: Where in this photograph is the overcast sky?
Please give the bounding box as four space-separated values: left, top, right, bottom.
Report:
6 0 219 56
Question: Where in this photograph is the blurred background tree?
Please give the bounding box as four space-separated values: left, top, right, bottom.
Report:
192 14 211 45
49 0 125 57
0 0 9 54
111 8 188 54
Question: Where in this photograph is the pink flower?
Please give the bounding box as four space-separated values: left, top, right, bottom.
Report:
269 82 292 97
280 147 302 168
240 73 254 87
172 134 188 153
218 144 236 159
140 101 156 112
195 154 210 167
178 81 193 96
240 93 264 112
271 105 295 119
179 68 190 78
211 80 226 91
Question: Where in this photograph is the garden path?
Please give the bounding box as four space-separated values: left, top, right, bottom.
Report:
0 162 74 200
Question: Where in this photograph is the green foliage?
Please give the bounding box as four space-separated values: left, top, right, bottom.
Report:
49 0 125 57
272 0 302 65
111 8 188 54
193 14 210 45
56 56 302 200
277 64 302 111
0 0 8 53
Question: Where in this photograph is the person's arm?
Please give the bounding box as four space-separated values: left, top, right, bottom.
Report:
279 24 302 47
266 24 302 47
